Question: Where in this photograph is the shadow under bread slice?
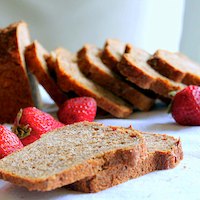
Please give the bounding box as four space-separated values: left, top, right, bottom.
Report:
77 44 155 111
0 122 146 191
69 131 183 193
46 48 133 118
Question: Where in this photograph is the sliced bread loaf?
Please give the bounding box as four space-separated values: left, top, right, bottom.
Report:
46 48 133 118
25 41 68 106
0 122 146 191
118 44 185 98
0 21 38 123
70 131 183 193
77 44 154 111
148 49 200 85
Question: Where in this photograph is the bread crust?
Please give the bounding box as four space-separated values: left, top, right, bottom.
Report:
0 21 35 123
77 44 154 111
25 41 68 106
69 133 183 193
46 48 133 118
0 122 147 191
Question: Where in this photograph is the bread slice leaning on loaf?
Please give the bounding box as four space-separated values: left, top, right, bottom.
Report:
77 44 154 111
69 131 183 193
46 48 133 118
0 122 147 191
25 41 68 106
148 49 200 85
118 44 185 98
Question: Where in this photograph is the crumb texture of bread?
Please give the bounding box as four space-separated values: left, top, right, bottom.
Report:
47 48 133 118
0 122 146 191
78 44 154 111
148 49 200 85
118 44 185 98
70 132 183 193
0 21 35 123
25 41 68 106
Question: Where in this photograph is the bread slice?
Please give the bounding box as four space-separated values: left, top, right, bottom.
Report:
46 48 133 118
77 44 154 111
69 131 183 193
101 39 157 99
101 39 125 73
0 21 38 123
0 122 147 191
148 49 200 85
25 41 68 106
118 44 185 98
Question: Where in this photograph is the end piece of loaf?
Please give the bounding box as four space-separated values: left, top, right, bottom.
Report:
0 21 35 123
148 49 200 85
118 44 185 98
46 48 133 118
0 122 146 191
77 44 154 111
70 131 183 193
25 41 68 106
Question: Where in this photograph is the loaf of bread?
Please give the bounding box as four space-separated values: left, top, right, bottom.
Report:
78 44 155 111
148 49 200 85
46 48 133 118
0 21 39 123
0 122 146 191
25 41 68 107
118 44 185 98
69 131 183 193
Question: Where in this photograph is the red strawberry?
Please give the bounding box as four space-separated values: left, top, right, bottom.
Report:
57 97 97 125
12 107 64 146
171 85 200 125
0 125 23 159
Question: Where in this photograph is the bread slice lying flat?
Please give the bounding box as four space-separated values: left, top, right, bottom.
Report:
25 41 68 106
118 44 185 98
148 49 200 85
78 44 154 111
0 21 36 123
46 48 133 118
0 122 146 191
70 131 183 193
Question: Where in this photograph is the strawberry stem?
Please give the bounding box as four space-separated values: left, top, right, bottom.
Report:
12 109 32 139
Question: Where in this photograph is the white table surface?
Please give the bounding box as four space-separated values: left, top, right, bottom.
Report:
0 101 200 200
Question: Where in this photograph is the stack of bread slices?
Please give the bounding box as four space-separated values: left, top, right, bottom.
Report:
0 121 183 192
1 21 200 123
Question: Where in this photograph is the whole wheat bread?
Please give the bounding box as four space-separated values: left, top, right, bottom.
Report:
0 122 146 191
148 49 200 85
46 48 133 118
118 44 185 98
77 44 154 111
25 41 68 106
70 131 183 193
0 21 40 123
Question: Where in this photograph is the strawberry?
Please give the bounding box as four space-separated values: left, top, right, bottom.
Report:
0 125 23 159
171 85 200 125
12 107 64 146
57 97 97 125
